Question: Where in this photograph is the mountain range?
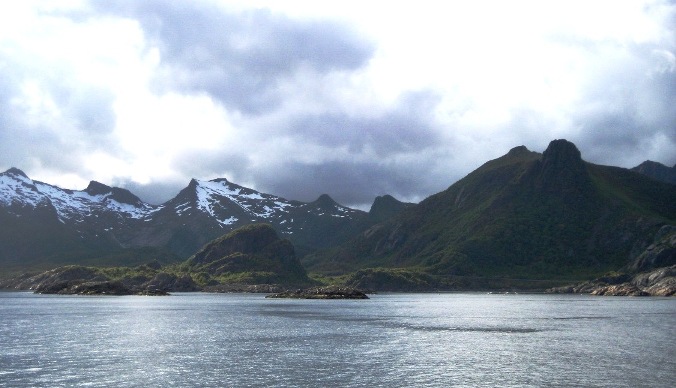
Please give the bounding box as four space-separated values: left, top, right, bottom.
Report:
306 140 675 287
0 168 408 273
1 139 674 289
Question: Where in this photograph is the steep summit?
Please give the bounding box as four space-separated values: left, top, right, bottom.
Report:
3 168 29 178
540 139 584 173
85 181 144 206
85 181 115 196
311 194 339 209
369 194 413 223
507 145 531 157
535 139 590 193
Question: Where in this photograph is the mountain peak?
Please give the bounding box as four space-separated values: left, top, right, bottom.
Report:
85 181 112 196
507 145 531 156
369 194 413 222
542 139 582 164
312 194 339 207
2 167 29 179
631 160 676 185
85 181 144 206
536 139 590 194
540 139 585 174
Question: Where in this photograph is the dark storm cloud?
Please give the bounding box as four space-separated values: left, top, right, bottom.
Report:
114 179 187 205
255 159 441 208
170 151 252 183
92 0 375 114
159 90 448 207
284 91 442 155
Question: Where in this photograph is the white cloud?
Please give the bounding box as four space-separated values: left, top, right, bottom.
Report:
0 0 674 207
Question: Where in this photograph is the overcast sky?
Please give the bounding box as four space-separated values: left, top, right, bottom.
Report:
1 1 674 208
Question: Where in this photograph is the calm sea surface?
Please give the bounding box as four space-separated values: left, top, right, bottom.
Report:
0 291 674 387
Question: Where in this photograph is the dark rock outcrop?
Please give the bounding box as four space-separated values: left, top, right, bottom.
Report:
266 285 369 299
1 265 175 295
628 225 676 272
141 272 199 292
547 265 676 296
26 266 106 291
535 139 591 194
202 284 286 293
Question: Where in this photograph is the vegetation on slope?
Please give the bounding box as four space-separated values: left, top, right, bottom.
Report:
306 140 676 285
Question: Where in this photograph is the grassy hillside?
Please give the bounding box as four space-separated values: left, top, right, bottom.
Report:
306 140 676 283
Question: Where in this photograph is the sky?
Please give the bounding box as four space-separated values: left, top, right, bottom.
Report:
0 0 674 209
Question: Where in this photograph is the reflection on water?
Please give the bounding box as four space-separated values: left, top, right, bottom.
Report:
0 292 674 387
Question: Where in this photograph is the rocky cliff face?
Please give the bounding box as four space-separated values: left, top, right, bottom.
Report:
534 139 592 195
547 265 676 296
547 227 676 296
628 225 675 272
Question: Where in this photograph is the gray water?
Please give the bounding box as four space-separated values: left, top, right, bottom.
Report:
0 292 674 387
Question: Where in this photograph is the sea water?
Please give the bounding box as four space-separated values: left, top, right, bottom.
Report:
0 292 674 387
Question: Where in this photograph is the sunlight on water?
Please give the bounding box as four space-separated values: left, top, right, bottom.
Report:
0 292 674 387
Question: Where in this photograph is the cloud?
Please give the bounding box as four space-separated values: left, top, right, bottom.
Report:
160 90 448 206
0 45 119 175
281 91 443 156
568 43 676 167
0 1 673 209
93 0 375 115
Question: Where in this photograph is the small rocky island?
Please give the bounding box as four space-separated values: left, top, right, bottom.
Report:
266 285 369 299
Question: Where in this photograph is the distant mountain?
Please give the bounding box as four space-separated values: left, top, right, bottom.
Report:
368 194 415 223
0 168 398 272
631 160 676 185
0 168 166 270
308 140 676 283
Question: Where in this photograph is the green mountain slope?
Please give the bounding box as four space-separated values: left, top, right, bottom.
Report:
183 223 311 285
308 140 676 281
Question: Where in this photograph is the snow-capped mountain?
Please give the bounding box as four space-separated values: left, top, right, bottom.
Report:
0 168 154 223
0 168 374 267
133 178 370 257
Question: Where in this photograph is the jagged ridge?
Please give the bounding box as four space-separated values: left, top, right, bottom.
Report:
0 168 406 270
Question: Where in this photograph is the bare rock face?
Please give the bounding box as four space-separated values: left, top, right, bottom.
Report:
590 284 649 297
33 277 133 295
535 139 591 194
141 273 199 292
629 225 676 272
548 265 676 296
29 266 107 291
